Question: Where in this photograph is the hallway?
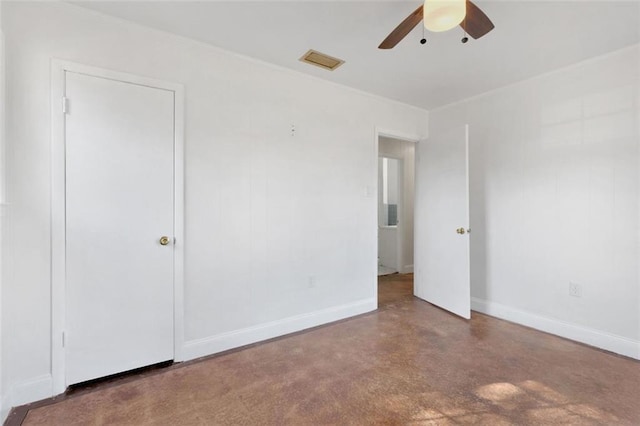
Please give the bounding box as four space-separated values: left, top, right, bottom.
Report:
378 272 413 308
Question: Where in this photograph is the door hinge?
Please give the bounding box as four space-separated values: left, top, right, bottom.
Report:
62 97 69 114
62 331 66 347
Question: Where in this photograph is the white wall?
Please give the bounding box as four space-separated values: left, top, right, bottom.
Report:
0 1 428 410
378 157 399 271
378 228 397 271
377 158 388 227
377 158 397 271
430 45 640 359
386 158 399 205
379 137 415 273
0 0 5 420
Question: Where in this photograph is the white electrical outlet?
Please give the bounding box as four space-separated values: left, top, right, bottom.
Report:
569 282 581 297
308 276 316 288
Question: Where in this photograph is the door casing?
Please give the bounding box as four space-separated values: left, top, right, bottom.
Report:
50 60 185 394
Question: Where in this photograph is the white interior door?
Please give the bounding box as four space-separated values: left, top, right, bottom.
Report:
414 125 471 319
65 71 175 385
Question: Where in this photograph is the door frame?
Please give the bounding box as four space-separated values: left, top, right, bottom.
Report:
374 127 420 301
50 59 185 394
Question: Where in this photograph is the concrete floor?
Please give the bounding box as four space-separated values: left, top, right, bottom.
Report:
12 273 640 425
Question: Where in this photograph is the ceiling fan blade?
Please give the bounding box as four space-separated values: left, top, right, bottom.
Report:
460 0 495 39
378 5 424 49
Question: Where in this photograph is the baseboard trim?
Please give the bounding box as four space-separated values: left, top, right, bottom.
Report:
401 264 414 274
1 300 377 413
471 297 640 360
1 393 10 424
183 298 377 361
11 374 53 407
2 373 54 421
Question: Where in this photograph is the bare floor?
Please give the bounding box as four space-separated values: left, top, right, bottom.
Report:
14 274 640 425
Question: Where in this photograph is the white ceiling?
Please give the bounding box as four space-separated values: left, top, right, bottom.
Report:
73 1 640 110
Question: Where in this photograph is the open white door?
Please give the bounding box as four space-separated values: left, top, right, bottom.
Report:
414 125 470 319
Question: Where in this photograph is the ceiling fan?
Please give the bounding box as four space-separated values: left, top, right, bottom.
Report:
379 0 494 49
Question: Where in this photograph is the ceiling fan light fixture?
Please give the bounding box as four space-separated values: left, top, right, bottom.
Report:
423 0 467 32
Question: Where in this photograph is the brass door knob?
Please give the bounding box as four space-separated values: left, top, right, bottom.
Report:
456 228 466 235
159 236 171 246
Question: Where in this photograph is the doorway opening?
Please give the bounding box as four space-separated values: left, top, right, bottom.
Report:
377 135 416 307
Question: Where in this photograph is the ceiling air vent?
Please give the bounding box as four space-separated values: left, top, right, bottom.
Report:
299 49 345 71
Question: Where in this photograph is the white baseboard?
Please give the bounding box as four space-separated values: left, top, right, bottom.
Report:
183 298 377 361
471 297 640 360
1 373 54 420
11 374 53 407
401 264 414 273
0 300 377 413
1 393 10 425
